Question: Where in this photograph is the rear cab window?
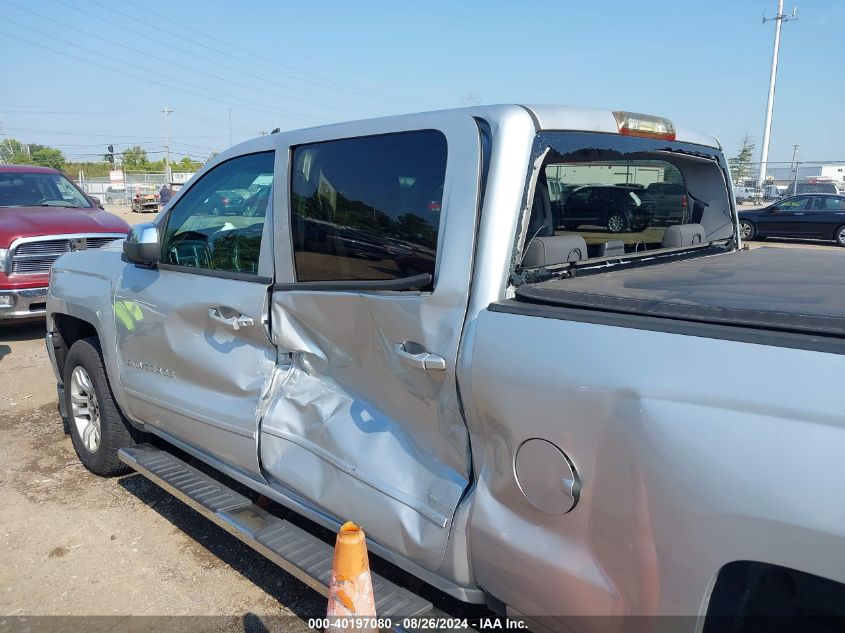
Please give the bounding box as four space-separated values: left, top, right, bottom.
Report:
515 130 735 285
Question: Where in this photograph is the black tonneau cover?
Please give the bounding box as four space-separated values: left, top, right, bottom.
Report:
516 247 845 337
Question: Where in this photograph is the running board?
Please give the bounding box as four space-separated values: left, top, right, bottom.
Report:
119 444 441 627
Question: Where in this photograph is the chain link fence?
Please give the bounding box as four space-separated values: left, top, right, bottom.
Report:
732 161 845 205
79 171 195 207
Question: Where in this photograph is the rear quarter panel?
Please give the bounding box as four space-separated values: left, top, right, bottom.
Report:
463 308 845 619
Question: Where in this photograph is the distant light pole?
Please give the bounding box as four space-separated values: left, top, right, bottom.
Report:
162 106 173 184
228 107 233 147
758 0 797 187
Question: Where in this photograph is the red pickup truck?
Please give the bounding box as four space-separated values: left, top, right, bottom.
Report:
0 164 130 321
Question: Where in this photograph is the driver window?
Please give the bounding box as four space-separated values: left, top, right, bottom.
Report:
778 198 808 211
161 151 274 275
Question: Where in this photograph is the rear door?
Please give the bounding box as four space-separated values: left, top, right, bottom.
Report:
807 196 845 239
115 149 277 475
260 114 480 571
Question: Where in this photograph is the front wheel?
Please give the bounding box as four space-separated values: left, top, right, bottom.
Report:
835 225 845 247
606 212 627 233
64 338 138 476
739 220 756 240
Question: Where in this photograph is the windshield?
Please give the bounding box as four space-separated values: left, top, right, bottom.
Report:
0 171 93 208
517 131 735 280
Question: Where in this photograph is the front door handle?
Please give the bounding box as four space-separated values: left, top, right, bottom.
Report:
208 307 255 331
394 342 446 371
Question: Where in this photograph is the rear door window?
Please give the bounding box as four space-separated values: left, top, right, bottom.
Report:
290 130 447 283
813 197 845 211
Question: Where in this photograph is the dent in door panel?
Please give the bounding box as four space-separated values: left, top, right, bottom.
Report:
260 295 468 571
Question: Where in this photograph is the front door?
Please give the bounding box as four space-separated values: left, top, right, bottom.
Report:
115 149 277 476
758 196 811 236
260 116 480 572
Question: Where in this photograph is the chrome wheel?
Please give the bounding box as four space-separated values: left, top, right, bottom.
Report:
607 214 626 233
70 366 101 453
740 221 754 240
837 226 845 246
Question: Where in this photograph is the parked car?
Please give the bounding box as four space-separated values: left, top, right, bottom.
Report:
738 194 845 245
130 185 160 213
202 188 251 215
763 184 786 201
104 186 126 204
783 180 844 197
557 184 654 232
0 164 129 320
46 106 845 629
734 185 763 205
643 181 689 225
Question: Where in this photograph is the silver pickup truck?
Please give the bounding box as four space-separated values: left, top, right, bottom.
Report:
46 105 845 631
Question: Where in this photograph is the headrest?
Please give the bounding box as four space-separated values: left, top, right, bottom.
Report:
523 235 588 268
661 223 706 248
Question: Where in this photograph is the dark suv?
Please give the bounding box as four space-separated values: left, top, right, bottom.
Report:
557 185 654 232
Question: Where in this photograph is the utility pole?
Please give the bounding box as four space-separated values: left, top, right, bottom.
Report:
228 107 233 147
162 106 173 184
758 0 797 188
791 142 800 194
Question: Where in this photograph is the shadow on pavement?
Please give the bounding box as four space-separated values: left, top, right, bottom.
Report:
0 320 45 343
118 473 324 625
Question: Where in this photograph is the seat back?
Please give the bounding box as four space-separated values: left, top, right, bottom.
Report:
527 180 555 239
661 223 705 248
523 235 588 267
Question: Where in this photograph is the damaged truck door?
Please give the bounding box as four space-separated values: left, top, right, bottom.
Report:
261 116 481 570
115 150 277 475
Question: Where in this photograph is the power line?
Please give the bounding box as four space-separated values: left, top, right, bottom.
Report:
0 30 321 127
114 0 430 108
0 17 324 125
2 125 217 141
3 0 376 119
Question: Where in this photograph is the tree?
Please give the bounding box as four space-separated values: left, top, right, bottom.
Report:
122 145 150 171
729 134 756 185
0 138 65 170
176 155 201 171
29 145 65 170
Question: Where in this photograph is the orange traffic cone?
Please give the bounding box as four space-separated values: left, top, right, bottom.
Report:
326 522 377 633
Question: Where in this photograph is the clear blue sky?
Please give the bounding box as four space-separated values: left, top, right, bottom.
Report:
1 0 842 165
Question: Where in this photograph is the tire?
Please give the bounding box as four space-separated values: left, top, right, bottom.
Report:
63 337 137 476
835 225 845 247
739 220 756 240
606 212 628 233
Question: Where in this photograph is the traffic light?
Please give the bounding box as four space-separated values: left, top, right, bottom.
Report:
105 144 114 164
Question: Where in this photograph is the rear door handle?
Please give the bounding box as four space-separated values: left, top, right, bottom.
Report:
208 306 255 331
394 342 446 371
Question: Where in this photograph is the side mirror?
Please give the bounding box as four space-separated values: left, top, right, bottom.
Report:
89 195 104 209
123 223 160 267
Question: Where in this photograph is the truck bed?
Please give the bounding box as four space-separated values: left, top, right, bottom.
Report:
512 247 845 341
